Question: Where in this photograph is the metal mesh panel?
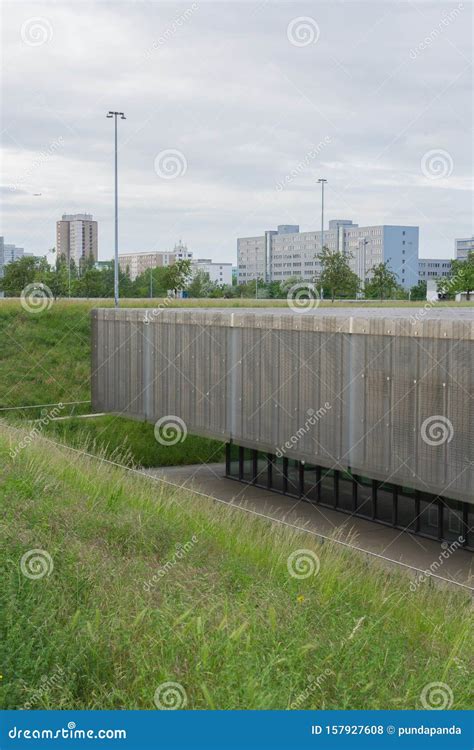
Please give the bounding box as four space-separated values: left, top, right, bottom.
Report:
91 308 473 504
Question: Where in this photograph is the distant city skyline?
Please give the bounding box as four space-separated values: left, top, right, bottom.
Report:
1 2 472 264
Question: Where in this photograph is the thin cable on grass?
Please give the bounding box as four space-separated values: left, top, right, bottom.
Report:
28 413 106 423
0 400 91 411
2 419 472 592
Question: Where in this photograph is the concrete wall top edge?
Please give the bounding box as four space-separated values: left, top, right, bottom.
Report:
90 307 474 341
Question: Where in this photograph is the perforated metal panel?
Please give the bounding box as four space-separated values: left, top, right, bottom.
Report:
91 307 474 504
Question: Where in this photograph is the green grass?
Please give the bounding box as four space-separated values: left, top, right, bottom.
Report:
0 422 472 710
0 302 91 410
40 414 225 467
0 301 225 465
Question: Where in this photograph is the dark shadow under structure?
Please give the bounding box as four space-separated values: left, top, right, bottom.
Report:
225 443 473 551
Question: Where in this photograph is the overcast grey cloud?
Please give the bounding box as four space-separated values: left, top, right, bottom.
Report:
1 0 472 264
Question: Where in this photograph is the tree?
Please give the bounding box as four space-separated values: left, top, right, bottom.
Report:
186 270 214 298
439 252 474 301
409 280 427 301
266 281 286 299
0 256 38 295
166 259 192 292
364 261 401 300
316 248 360 302
133 266 169 298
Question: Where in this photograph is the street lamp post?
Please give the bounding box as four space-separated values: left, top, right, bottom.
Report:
357 238 368 298
107 111 126 308
317 178 327 254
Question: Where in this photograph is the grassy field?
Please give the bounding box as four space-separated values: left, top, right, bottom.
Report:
0 422 471 710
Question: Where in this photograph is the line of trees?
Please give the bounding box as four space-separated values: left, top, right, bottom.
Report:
1 249 472 301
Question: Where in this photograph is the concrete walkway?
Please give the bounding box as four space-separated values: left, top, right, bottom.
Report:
144 463 474 591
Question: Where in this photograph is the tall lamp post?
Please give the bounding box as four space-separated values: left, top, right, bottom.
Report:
317 178 327 253
107 111 126 308
357 238 368 299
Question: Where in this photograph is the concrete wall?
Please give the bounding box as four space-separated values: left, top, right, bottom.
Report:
91 308 474 505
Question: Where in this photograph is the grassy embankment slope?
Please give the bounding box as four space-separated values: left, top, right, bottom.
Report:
0 423 472 710
0 300 224 466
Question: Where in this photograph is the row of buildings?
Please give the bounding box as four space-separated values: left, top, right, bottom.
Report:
3 212 472 291
54 214 232 286
237 220 473 290
117 242 232 286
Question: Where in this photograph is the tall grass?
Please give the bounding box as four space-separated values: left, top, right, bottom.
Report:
0 423 471 710
41 415 225 467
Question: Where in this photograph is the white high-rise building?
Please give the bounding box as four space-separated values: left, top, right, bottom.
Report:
56 213 98 267
237 220 419 290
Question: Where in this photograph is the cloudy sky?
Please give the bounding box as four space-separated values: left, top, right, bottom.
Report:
1 0 472 264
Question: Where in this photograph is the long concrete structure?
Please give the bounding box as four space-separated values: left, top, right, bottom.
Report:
91 307 473 549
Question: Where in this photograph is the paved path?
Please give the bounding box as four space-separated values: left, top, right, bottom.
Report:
144 463 473 590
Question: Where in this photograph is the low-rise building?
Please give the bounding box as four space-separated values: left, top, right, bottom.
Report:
418 258 452 281
191 259 232 286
